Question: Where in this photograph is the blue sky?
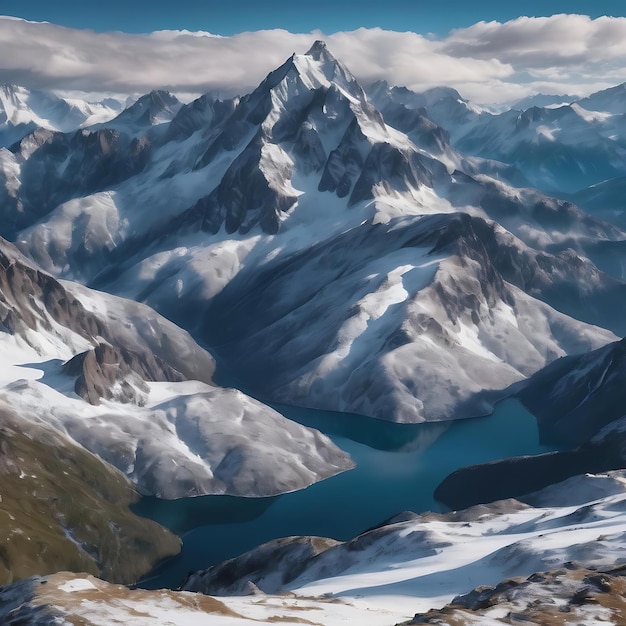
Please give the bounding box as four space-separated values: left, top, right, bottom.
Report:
4 1 626 35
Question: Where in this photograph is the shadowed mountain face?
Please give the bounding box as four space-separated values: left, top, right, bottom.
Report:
517 337 626 445
434 421 626 510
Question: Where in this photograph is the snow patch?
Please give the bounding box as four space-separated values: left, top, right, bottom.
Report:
58 578 97 593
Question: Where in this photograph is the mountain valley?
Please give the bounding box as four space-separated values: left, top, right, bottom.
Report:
1 38 626 624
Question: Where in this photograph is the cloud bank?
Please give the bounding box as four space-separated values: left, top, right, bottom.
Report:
2 14 626 104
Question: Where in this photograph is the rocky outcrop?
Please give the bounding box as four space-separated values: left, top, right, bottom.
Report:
182 536 340 596
63 343 184 405
0 237 216 385
407 566 626 625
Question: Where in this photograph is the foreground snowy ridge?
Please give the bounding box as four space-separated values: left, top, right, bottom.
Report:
4 472 626 625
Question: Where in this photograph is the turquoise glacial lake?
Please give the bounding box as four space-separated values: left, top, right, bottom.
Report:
135 398 555 589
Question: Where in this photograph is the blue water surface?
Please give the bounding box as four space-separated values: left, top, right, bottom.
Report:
135 398 555 589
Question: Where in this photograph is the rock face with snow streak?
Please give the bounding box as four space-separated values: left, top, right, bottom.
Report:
63 342 185 405
197 212 616 422
94 90 182 136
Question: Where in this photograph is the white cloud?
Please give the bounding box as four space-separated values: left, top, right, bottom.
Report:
443 14 626 65
2 14 626 104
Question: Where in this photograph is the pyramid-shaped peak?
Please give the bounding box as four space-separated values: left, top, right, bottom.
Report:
295 40 359 93
305 40 332 61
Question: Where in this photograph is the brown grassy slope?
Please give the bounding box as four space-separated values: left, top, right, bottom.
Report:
0 405 180 585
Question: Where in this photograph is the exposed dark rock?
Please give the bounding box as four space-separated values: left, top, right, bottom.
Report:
349 142 439 206
407 566 626 625
192 132 298 235
0 241 104 340
0 237 216 387
63 342 185 405
318 118 370 197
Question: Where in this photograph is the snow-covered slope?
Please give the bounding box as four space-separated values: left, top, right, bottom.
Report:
182 472 626 622
0 84 121 146
190 213 616 422
0 237 353 498
455 103 626 193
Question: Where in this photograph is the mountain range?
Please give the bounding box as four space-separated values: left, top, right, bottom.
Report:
1 40 626 623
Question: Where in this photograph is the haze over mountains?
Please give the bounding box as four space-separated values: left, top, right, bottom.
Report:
2 39 626 623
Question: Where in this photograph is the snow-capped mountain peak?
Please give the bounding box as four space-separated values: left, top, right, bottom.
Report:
298 40 359 94
0 84 121 146
305 39 330 59
97 89 182 134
